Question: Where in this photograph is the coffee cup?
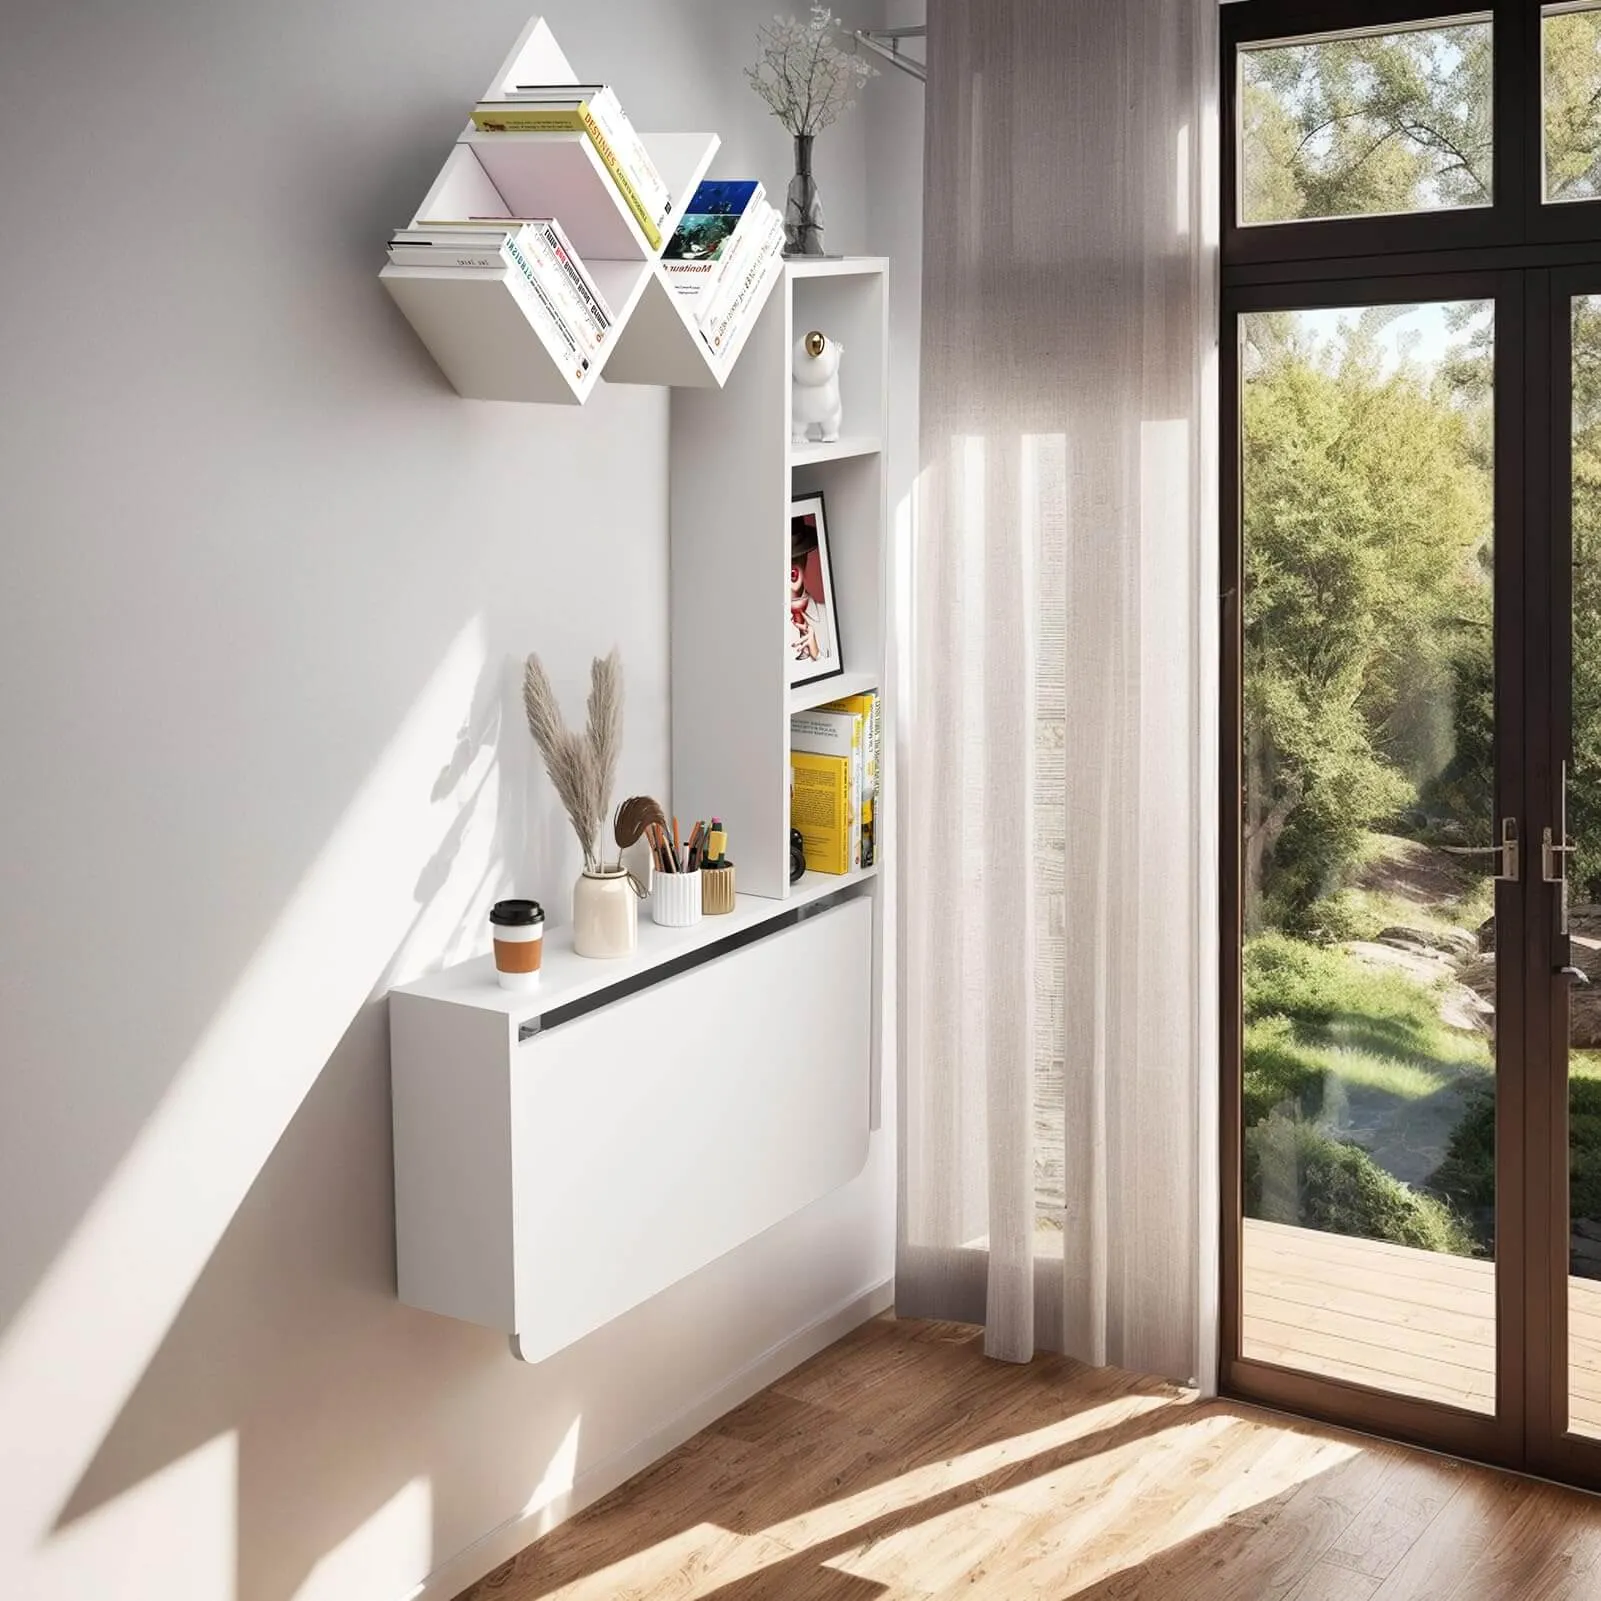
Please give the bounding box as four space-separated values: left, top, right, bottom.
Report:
489 900 544 990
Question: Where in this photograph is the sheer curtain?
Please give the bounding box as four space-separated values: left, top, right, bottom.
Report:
898 0 1220 1384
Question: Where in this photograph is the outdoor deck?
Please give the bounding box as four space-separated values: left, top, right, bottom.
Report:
1243 1217 1601 1436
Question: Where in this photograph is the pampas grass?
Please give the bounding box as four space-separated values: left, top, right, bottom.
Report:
522 649 624 872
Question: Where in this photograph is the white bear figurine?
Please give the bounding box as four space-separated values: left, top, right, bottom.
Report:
792 330 844 444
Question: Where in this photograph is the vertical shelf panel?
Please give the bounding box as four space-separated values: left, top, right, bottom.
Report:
670 284 791 897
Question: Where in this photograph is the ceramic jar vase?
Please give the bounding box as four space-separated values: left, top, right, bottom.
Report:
572 867 637 959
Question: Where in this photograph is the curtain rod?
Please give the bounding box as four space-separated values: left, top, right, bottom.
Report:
854 26 927 84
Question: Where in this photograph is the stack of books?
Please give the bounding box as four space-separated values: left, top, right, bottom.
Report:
471 85 673 250
386 218 613 386
790 691 880 875
661 180 786 359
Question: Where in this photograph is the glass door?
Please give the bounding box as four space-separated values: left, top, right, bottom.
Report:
1533 274 1601 1482
1224 274 1526 1465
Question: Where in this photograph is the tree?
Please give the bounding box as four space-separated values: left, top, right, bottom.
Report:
1241 22 1492 224
1243 312 1494 927
1544 9 1601 204
1571 297 1601 898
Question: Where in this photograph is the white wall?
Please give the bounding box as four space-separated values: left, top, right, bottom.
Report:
0 4 891 1599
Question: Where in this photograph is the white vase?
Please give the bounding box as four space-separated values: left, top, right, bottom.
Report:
572 867 637 959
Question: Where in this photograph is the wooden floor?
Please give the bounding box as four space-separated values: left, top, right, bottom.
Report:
1244 1218 1601 1435
459 1314 1601 1601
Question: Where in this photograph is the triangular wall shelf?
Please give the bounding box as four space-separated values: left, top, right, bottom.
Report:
381 16 781 403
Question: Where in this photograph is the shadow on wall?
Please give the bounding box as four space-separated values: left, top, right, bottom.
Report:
0 625 595 1601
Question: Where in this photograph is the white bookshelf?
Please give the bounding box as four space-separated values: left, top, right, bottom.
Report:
670 258 889 901
387 258 890 1364
381 17 781 403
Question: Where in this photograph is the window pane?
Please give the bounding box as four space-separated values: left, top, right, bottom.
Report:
1545 5 1601 204
1570 295 1601 1440
1238 300 1499 1413
1239 18 1494 226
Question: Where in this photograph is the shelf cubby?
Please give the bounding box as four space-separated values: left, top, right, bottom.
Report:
381 16 776 403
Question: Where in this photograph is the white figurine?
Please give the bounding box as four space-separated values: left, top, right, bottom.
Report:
792 330 844 444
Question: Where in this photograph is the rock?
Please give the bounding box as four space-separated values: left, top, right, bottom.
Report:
1344 940 1454 985
1377 924 1477 957
1572 984 1601 1049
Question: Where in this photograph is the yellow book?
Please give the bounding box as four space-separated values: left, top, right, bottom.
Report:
790 750 852 875
820 690 879 805
471 101 664 249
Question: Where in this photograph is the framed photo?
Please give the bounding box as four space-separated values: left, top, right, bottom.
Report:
789 492 843 689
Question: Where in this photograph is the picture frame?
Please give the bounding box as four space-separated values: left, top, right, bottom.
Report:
788 492 843 689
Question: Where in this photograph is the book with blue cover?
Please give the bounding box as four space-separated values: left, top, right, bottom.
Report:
663 180 763 262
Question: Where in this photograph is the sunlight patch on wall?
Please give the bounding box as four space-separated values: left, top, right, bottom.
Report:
0 620 490 1566
520 1414 584 1530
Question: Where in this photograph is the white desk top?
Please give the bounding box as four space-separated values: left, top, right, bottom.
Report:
390 866 877 1023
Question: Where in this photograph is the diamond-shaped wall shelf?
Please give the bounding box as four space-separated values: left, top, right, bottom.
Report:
381 16 782 403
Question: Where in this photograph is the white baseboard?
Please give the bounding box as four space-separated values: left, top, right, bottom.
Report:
410 1277 895 1601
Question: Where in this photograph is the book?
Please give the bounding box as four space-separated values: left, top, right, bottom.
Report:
692 199 771 327
790 750 854 875
701 204 785 354
820 691 880 799
791 709 864 871
471 89 670 248
663 180 763 263
505 82 608 99
524 220 613 346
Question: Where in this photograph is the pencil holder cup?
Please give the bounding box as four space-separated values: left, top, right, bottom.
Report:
701 864 736 914
651 868 702 929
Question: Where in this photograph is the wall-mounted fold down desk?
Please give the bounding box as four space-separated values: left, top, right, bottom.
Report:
389 874 875 1362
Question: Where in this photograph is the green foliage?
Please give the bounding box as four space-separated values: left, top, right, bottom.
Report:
1544 10 1601 203
1242 313 1493 924
1247 1116 1477 1256
1242 1014 1327 1126
1571 297 1601 899
1431 1075 1601 1257
1244 932 1483 1073
1240 23 1492 224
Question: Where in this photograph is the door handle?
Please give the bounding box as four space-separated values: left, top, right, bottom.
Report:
1560 966 1592 986
1543 828 1578 883
1439 817 1520 882
1545 760 1576 935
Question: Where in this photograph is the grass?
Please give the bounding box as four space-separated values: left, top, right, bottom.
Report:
1244 930 1488 1255
1248 1115 1478 1257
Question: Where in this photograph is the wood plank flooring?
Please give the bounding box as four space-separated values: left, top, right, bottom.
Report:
1244 1218 1601 1436
457 1313 1601 1601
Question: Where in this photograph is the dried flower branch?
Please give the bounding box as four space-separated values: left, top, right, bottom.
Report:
585 649 623 844
522 651 625 873
746 6 876 137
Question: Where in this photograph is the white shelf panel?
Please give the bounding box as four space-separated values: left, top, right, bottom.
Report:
789 669 879 716
790 436 882 468
380 264 600 403
787 256 890 279
391 867 877 1023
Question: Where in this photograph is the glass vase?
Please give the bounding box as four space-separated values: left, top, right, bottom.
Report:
784 133 827 258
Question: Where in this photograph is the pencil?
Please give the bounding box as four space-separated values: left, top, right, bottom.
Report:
673 816 681 872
